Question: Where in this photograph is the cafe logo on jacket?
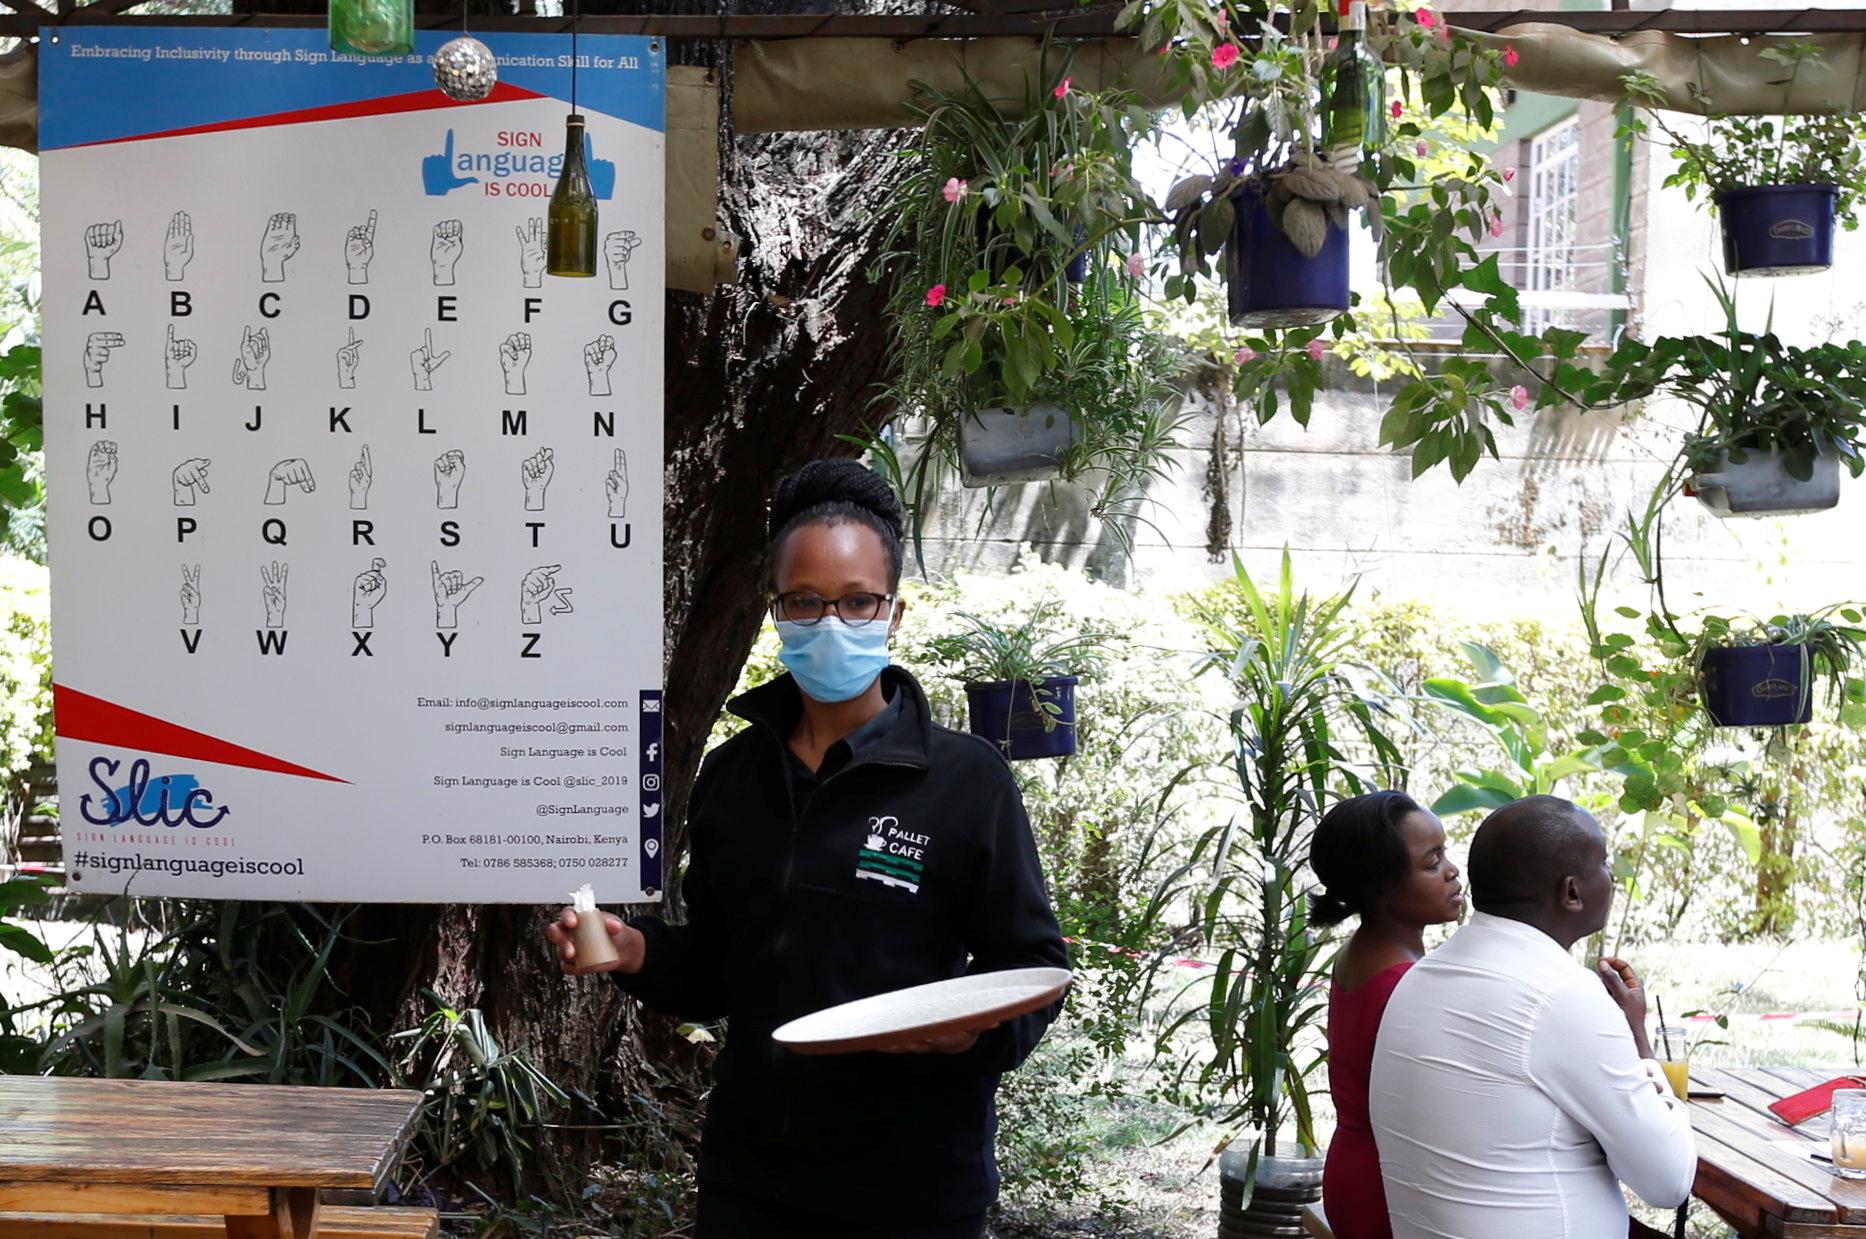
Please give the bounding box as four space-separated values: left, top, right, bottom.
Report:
856 815 928 893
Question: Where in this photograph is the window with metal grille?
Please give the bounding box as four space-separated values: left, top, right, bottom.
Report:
1524 120 1580 335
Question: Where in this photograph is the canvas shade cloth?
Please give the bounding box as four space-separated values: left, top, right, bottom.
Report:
729 25 1866 132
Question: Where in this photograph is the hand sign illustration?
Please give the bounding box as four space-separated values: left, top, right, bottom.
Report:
434 449 466 510
86 441 118 505
422 130 480 196
85 220 124 280
83 331 124 389
411 329 451 391
260 212 300 283
349 444 373 511
164 212 194 282
520 564 573 625
432 560 484 629
521 447 554 512
581 132 617 200
233 325 270 391
583 334 617 397
164 325 196 391
172 457 212 507
500 332 531 396
261 561 288 629
180 564 202 627
346 209 377 285
606 449 629 519
431 219 464 286
604 231 642 291
352 557 388 629
264 457 315 506
516 218 546 288
337 328 363 390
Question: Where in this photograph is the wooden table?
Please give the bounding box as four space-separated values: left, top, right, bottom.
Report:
1689 1066 1866 1238
0 1075 423 1238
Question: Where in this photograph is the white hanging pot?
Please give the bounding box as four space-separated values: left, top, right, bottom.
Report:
1686 447 1841 518
956 403 1080 488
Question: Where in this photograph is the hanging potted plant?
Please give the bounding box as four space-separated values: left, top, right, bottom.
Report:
1696 610 1866 729
926 603 1108 761
1587 278 1866 516
1162 13 1386 329
1622 52 1866 277
875 64 1179 506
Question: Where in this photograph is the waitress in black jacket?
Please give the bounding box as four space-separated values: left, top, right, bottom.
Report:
547 458 1068 1239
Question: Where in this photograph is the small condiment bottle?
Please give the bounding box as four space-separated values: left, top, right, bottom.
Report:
567 882 620 974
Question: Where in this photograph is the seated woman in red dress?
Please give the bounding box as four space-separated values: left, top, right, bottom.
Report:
1309 791 1465 1239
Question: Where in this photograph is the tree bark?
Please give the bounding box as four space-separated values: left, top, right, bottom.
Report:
222 0 908 1193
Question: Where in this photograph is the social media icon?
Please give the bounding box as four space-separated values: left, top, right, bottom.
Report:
646 742 659 762
644 838 660 857
642 698 661 713
642 774 660 792
642 802 661 819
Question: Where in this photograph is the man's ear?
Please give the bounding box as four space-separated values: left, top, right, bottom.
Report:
1559 875 1583 912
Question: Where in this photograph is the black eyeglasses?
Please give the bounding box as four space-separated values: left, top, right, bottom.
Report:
772 592 894 627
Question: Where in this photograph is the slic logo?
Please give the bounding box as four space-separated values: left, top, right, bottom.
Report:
422 128 617 200
79 756 231 829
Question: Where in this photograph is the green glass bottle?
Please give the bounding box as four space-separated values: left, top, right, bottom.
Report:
328 0 413 56
1321 0 1386 171
547 114 599 278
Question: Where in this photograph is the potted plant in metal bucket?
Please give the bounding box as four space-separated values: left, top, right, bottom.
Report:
1587 279 1866 516
1697 610 1866 729
875 64 1180 507
926 602 1108 761
1623 50 1866 277
1137 553 1404 1232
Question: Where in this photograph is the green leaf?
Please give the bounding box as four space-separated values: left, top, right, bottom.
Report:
1431 783 1517 817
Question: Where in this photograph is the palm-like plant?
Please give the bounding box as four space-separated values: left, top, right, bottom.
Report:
1143 552 1404 1169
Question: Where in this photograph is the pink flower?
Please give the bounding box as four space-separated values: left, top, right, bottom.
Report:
1489 211 1505 238
1213 7 1228 33
1053 77 1072 99
1503 167 1516 183
1391 100 1403 119
1416 140 1430 157
1234 345 1258 365
1504 45 1520 67
1307 339 1327 362
1510 384 1530 411
925 284 946 308
1328 35 1338 50
1414 7 1436 27
941 176 969 204
1001 293 1020 306
1211 42 1240 70
1126 252 1146 279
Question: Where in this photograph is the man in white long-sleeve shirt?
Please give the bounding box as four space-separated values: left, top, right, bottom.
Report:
1369 795 1696 1239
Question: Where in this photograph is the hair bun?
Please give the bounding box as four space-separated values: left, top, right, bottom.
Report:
769 459 906 543
1309 887 1358 929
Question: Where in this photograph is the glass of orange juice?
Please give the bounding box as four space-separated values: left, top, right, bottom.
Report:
1833 1089 1866 1179
1656 1027 1689 1100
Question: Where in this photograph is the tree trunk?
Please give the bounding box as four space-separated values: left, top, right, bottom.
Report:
221 0 908 1195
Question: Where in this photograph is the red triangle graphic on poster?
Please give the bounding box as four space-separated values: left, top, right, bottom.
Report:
53 684 348 783
68 81 546 149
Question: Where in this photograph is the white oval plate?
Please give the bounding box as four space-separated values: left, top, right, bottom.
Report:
772 966 1074 1056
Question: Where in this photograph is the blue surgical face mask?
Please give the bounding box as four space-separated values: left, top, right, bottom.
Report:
776 618 892 704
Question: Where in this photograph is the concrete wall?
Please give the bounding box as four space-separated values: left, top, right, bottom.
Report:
904 132 1866 618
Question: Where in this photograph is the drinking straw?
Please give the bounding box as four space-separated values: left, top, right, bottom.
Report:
1657 995 1674 1059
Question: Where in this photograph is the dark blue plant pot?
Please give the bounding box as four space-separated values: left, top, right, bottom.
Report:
965 676 1079 760
1700 644 1813 727
1064 250 1091 283
1715 184 1838 277
1226 186 1350 328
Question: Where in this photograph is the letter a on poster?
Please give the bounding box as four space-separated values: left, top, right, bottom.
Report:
39 28 666 902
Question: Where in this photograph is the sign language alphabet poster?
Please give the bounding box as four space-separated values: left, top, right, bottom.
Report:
40 28 666 902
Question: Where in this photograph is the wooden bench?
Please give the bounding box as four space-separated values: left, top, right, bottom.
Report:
0 1204 438 1238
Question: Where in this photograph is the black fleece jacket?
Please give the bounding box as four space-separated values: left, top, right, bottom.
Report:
613 667 1067 1221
